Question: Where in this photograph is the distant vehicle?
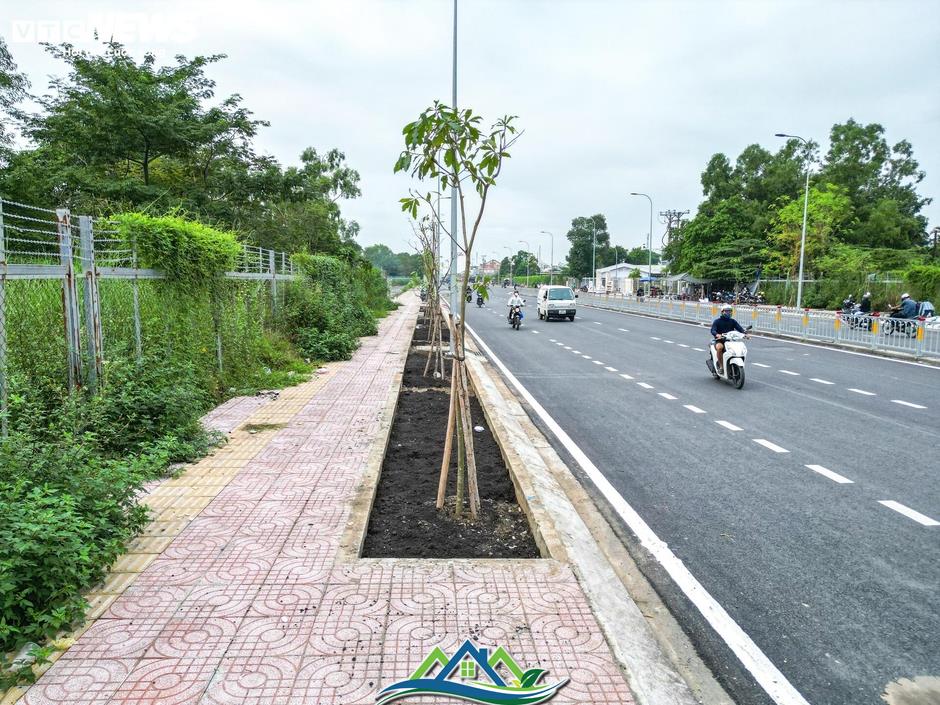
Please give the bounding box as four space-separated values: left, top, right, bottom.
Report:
537 285 577 321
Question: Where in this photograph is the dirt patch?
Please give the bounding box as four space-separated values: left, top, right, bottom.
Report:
243 422 287 433
362 328 539 559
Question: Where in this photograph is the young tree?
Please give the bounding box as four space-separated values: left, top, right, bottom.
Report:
410 216 447 379
395 102 521 520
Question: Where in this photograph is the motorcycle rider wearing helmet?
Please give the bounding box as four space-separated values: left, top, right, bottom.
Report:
894 293 918 319
507 289 524 322
859 292 872 314
710 304 746 373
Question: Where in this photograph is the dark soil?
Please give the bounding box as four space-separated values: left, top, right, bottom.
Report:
362 327 539 558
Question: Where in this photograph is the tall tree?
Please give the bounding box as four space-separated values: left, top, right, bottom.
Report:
564 214 609 277
0 38 29 159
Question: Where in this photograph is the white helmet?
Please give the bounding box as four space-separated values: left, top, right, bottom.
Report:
901 293 910 300
721 304 732 312
863 292 871 297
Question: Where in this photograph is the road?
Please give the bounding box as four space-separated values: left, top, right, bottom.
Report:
465 290 939 705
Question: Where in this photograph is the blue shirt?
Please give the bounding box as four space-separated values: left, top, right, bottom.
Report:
900 298 918 318
711 316 745 336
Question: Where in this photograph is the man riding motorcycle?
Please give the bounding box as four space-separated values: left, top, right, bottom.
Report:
859 291 872 314
507 289 524 322
710 304 746 374
893 293 918 318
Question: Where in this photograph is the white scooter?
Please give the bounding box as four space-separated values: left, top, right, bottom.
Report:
706 326 752 389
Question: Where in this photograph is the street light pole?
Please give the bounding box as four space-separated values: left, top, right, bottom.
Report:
539 230 554 285
518 240 530 285
591 218 597 292
629 193 653 294
448 0 459 352
775 133 811 309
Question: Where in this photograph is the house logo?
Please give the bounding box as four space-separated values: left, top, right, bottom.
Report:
376 639 569 704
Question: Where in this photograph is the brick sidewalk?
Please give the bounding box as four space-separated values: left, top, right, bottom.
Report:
14 297 635 705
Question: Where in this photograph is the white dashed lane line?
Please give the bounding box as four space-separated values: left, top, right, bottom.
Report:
650 336 662 341
848 388 876 396
549 339 556 342
753 363 771 368
715 420 742 431
684 405 706 414
619 373 634 380
592 360 603 365
753 439 789 453
806 464 853 484
604 366 618 372
593 322 602 325
677 343 690 348
658 393 677 400
878 501 940 527
891 400 927 409
531 330 539 334
664 340 674 344
779 370 800 376
810 378 834 385
693 347 706 352
618 328 630 332
581 354 591 359
637 382 654 389
571 349 580 354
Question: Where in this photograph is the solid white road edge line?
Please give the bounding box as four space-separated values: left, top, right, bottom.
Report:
805 464 853 484
753 439 789 453
465 323 812 705
715 420 743 432
891 399 927 409
877 500 940 527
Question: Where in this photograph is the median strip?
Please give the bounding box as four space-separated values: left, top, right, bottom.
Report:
806 464 853 484
877 500 940 527
752 438 789 453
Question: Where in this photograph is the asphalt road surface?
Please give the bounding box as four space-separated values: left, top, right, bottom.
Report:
465 289 939 705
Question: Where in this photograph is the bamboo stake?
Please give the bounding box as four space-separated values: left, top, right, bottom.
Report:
436 356 458 509
454 327 480 518
454 379 466 517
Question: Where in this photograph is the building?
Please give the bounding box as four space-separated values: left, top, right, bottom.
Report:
479 259 501 278
595 263 665 294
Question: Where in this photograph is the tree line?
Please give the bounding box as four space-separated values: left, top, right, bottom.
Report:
0 37 364 260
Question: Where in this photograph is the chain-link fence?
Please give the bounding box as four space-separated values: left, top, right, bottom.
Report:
0 196 299 436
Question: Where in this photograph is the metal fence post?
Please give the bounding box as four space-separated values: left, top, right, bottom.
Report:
57 209 82 390
0 200 6 437
269 249 277 318
131 239 142 362
79 216 103 391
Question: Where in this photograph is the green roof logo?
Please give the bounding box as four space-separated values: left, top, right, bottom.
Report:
376 639 568 704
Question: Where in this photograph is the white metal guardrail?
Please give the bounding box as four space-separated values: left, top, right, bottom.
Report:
574 292 940 360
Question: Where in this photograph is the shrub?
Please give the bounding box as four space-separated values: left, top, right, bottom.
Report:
905 264 940 302
296 328 359 361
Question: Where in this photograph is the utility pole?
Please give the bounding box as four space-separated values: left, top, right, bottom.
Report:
448 0 459 352
658 209 689 249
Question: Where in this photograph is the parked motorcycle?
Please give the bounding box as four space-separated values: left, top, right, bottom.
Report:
882 312 918 337
509 304 524 330
706 326 752 389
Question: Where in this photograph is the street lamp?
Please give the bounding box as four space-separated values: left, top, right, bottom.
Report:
775 133 811 309
591 218 597 292
503 246 514 284
629 193 653 294
518 240 531 285
539 230 554 285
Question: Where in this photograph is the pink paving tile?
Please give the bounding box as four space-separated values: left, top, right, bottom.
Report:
133 558 216 588
289 653 383 705
177 585 260 619
162 535 229 561
109 657 220 705
145 616 241 659
227 616 316 658
21 658 135 705
199 499 259 520
105 585 192 620
223 533 287 561
529 650 635 704
380 614 461 686
527 613 610 654
60 619 164 660
175 517 246 540
247 583 324 617
306 583 389 657
455 580 525 617
199 656 300 705
266 556 332 585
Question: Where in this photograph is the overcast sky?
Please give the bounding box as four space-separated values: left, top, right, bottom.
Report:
5 0 939 266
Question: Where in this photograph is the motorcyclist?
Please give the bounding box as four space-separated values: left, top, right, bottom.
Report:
710 304 746 373
507 289 524 322
859 292 872 314
894 293 918 319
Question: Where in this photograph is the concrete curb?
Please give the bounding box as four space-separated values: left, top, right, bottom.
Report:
462 334 722 705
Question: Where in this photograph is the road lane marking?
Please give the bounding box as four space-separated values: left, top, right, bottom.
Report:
806 464 853 484
677 343 690 348
637 382 654 389
778 370 800 376
891 399 927 409
753 363 771 368
619 373 634 380
658 393 677 400
604 366 618 372
650 336 661 340
549 338 556 342
592 360 603 365
594 321 602 325
563 346 571 349
582 354 591 359
848 388 876 396
753 439 789 453
572 350 581 354
877 501 940 527
683 405 706 414
531 330 539 334
693 347 706 352
810 378 833 385
464 323 813 705
664 340 674 344
715 420 742 431
618 328 629 332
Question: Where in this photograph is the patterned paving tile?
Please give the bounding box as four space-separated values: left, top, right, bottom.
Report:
109 657 220 705
146 616 241 659
104 585 192 620
199 656 300 705
59 619 164 660
21 659 135 705
247 583 323 618
289 653 383 705
227 616 316 658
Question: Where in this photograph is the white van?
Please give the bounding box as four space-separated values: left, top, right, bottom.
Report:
537 285 578 321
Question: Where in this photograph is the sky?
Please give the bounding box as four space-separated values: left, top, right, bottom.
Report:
4 0 939 267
